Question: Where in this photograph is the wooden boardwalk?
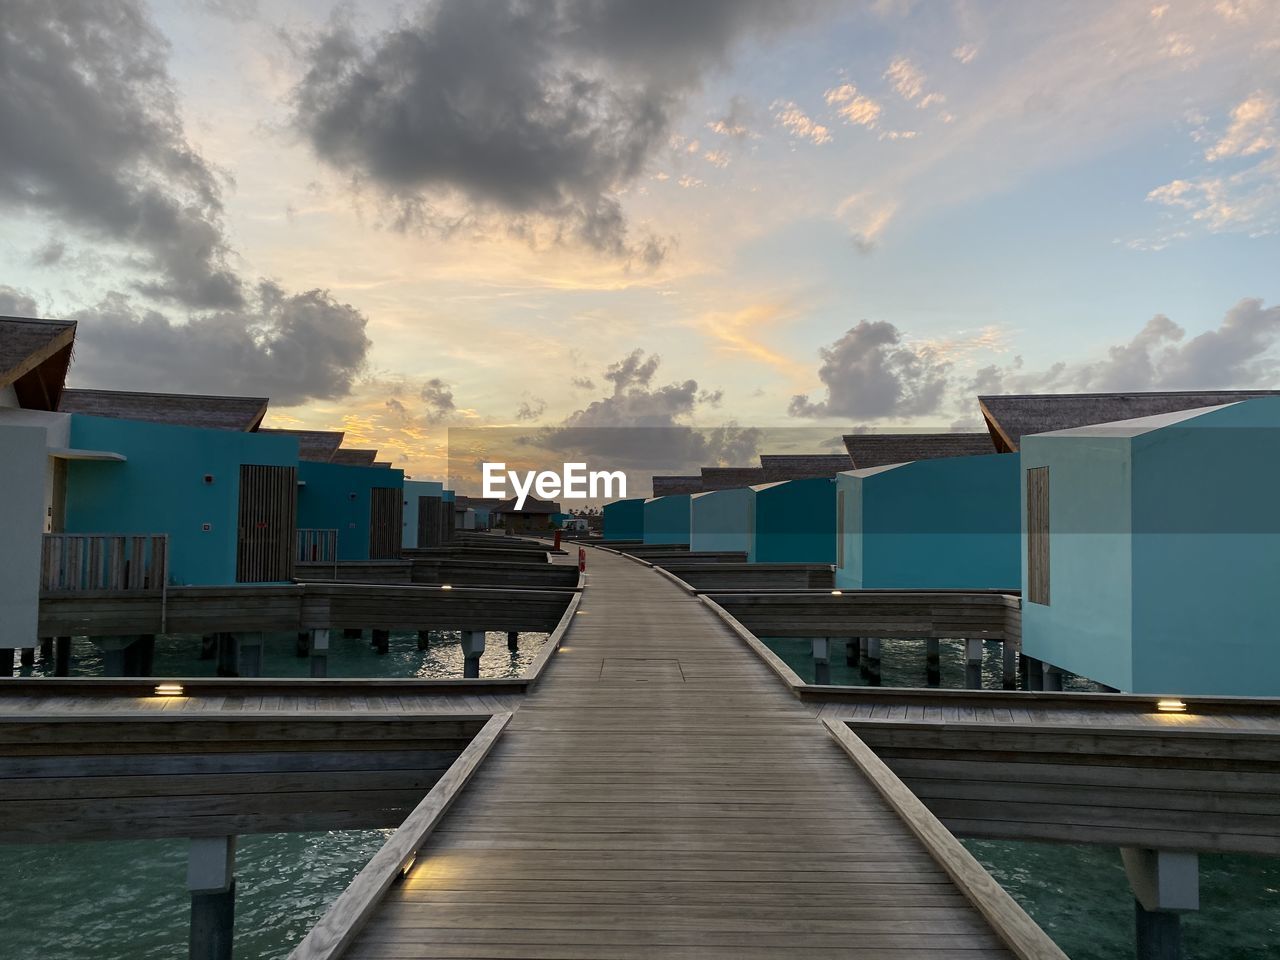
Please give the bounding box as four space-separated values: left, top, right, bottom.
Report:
344 547 1022 959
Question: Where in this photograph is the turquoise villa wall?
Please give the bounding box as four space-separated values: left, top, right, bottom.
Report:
64 415 298 586
603 498 645 541
689 487 754 555
836 454 1020 590
1019 434 1135 691
752 477 836 564
298 461 405 562
401 479 443 548
642 495 691 545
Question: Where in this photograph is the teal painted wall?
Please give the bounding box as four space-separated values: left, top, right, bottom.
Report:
64 415 298 586
642 495 691 545
689 487 754 554
1020 434 1134 691
298 461 405 561
603 498 645 541
836 454 1020 590
1131 399 1280 695
402 480 443 548
753 477 837 564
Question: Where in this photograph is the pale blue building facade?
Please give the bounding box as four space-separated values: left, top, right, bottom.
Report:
689 487 754 555
1020 398 1280 696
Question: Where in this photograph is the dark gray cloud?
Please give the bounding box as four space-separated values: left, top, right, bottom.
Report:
516 397 547 422
291 0 816 262
0 285 39 317
32 240 66 267
0 1 241 308
570 376 596 390
789 320 951 419
421 378 456 422
69 282 370 405
973 299 1280 396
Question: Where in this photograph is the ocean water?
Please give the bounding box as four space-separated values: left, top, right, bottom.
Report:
1 630 543 960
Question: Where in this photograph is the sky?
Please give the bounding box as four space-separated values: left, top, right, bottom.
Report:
2 0 1279 486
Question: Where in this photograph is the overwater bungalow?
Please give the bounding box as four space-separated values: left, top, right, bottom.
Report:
1019 396 1280 696
836 452 1020 590
491 494 559 533
297 458 405 561
402 479 446 547
751 476 838 564
689 485 755 554
602 495 645 540
642 493 692 544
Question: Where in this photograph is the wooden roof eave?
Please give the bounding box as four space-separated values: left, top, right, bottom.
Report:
978 398 1018 454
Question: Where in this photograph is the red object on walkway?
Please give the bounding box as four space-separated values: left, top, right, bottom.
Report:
578 547 586 573
553 530 562 550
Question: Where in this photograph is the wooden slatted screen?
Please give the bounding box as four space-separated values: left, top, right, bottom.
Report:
370 487 403 559
40 534 167 592
236 464 298 583
1026 466 1050 606
418 496 442 548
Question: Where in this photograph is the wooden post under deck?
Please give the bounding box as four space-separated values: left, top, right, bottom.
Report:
460 630 485 679
926 638 941 687
188 836 235 960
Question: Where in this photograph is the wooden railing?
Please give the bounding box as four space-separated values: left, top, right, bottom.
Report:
296 529 339 565
40 534 168 594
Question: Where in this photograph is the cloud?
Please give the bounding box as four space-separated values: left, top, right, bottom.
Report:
32 240 66 267
1204 92 1276 161
824 83 883 129
420 378 457 422
771 99 833 144
570 376 596 390
883 57 944 108
0 285 39 317
789 320 951 419
69 282 370 405
291 1 817 264
706 96 756 141
975 299 1280 395
0 2 244 308
952 44 978 64
516 397 547 421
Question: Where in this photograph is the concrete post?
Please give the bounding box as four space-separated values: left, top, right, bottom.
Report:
965 638 984 690
134 635 156 676
846 637 860 667
19 647 35 669
295 632 310 658
1 647 13 677
507 631 519 653
309 628 329 679
811 638 831 686
865 638 882 686
1002 641 1018 690
1044 664 1064 691
199 634 217 660
188 836 235 960
1122 848 1198 960
343 628 363 640
38 637 53 661
460 630 486 679
214 633 239 678
417 630 431 651
925 638 941 687
97 636 140 677
372 629 390 655
53 636 71 676
857 638 870 678
237 633 263 678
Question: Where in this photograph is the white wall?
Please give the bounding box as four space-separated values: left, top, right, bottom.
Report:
0 425 49 648
0 408 71 533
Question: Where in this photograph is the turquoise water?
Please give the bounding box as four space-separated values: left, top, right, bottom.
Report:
1 630 543 959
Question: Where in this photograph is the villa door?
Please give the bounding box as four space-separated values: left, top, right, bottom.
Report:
236 464 297 582
370 487 403 559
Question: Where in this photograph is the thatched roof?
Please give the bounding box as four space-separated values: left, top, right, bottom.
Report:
652 475 703 496
260 428 345 462
59 388 268 431
842 433 994 468
330 447 379 466
492 495 560 515
700 466 767 490
0 316 76 410
758 453 852 481
979 391 1280 452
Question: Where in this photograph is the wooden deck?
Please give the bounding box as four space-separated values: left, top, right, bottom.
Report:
334 545 1035 959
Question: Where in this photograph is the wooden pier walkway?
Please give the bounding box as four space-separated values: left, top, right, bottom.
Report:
342 547 1027 959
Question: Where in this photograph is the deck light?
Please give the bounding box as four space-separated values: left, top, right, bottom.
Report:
154 683 184 697
440 584 453 590
398 852 417 881
1156 698 1187 713
830 590 843 596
